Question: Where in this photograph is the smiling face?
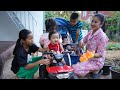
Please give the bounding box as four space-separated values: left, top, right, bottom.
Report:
91 16 101 31
22 33 34 46
50 32 59 44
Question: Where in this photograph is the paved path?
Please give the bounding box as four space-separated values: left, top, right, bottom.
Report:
2 52 111 79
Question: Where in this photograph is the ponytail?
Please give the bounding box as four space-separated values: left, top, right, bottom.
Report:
101 20 106 32
13 38 21 55
13 29 32 55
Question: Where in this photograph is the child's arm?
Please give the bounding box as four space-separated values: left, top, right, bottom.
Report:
24 59 50 69
47 48 53 60
60 43 64 53
31 44 47 53
79 39 84 49
75 29 80 43
61 59 66 65
38 47 47 52
31 52 38 57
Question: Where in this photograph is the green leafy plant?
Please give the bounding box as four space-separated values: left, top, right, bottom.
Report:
45 11 77 20
106 11 120 42
104 59 112 66
45 11 55 19
112 66 120 72
106 43 120 50
82 21 90 30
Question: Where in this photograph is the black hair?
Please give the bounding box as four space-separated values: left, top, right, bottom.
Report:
94 13 105 25
101 20 106 32
94 13 106 32
70 13 79 20
45 18 57 32
48 31 59 40
13 29 32 55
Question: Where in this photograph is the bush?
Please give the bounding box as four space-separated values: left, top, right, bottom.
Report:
112 66 120 72
106 11 120 42
45 11 56 19
81 21 90 30
106 43 120 50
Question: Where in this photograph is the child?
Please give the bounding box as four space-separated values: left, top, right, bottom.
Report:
11 29 50 79
72 13 109 77
65 13 84 55
47 31 66 65
39 19 63 78
62 37 69 49
39 18 62 51
66 12 83 44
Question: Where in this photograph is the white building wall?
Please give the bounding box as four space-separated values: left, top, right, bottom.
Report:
82 30 88 38
13 11 44 46
0 11 44 46
0 11 19 41
30 11 43 46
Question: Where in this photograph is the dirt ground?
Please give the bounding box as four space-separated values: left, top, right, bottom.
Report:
2 52 112 79
105 41 120 66
2 42 120 79
105 50 120 67
106 50 120 60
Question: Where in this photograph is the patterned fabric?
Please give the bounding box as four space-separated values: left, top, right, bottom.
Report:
72 28 109 77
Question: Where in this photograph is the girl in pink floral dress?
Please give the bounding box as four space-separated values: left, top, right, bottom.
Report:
72 13 109 77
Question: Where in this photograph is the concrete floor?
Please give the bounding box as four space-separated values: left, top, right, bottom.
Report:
2 53 111 79
2 57 16 79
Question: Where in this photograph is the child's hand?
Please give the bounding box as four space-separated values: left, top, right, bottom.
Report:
39 59 50 65
51 50 57 54
79 40 84 48
72 46 77 52
61 60 66 65
61 50 64 54
57 51 61 54
31 52 38 57
48 56 54 61
67 45 71 50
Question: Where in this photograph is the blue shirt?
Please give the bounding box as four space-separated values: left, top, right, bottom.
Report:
66 21 83 43
55 18 83 43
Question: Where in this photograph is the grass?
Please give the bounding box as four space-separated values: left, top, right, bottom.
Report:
106 42 120 50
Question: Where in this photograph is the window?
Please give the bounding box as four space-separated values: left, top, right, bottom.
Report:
83 11 87 17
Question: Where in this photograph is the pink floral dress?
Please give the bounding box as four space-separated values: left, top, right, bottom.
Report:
72 28 109 77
